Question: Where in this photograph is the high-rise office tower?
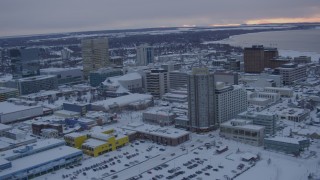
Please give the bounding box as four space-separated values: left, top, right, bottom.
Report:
215 83 247 124
136 44 154 66
10 48 41 79
146 69 169 99
82 38 109 78
244 45 265 73
244 45 278 73
188 68 216 132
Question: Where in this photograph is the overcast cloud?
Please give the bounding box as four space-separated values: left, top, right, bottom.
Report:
0 0 319 37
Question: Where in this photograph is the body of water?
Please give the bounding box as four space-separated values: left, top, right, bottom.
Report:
212 29 320 61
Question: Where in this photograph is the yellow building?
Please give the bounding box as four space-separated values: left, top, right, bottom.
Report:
101 128 114 134
64 127 129 157
64 133 88 149
82 133 116 157
115 135 129 149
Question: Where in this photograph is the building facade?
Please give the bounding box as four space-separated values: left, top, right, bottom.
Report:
238 111 277 135
136 44 154 66
40 67 83 85
264 137 310 155
11 75 58 95
215 83 247 124
220 119 265 146
0 87 19 102
146 69 169 99
275 63 307 85
188 68 216 132
244 45 279 73
82 38 110 78
10 48 41 79
89 68 123 87
169 71 188 90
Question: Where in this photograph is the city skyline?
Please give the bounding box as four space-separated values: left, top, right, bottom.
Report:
0 0 320 37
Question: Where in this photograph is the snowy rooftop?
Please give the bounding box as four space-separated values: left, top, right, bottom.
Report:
0 139 64 160
264 87 293 91
122 123 190 138
162 93 187 99
82 138 106 148
221 119 265 131
264 136 307 144
0 136 36 150
0 102 42 114
20 90 59 98
40 67 81 73
261 103 309 117
54 110 80 116
64 132 86 138
143 107 175 116
92 94 153 109
250 97 269 102
102 72 141 88
16 75 56 82
0 146 82 178
0 123 11 131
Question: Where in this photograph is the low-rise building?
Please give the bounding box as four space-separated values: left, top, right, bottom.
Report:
122 123 190 146
91 94 153 112
64 132 88 148
31 122 63 136
238 111 277 135
40 67 83 85
8 75 58 95
162 92 188 103
0 139 82 180
277 107 310 122
220 119 265 146
89 68 123 87
63 102 92 116
293 56 311 64
0 101 43 124
0 87 19 102
264 136 310 155
64 127 129 157
101 72 143 97
264 87 293 97
248 91 280 107
142 108 176 126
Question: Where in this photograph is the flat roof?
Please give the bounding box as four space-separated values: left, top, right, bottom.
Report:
0 123 12 131
0 102 42 114
92 94 153 109
40 67 81 73
0 146 82 178
17 75 56 82
264 136 307 144
122 123 190 139
250 97 269 102
0 139 64 160
82 138 106 148
64 132 86 138
221 120 265 131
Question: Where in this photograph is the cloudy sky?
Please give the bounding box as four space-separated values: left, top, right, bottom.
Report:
0 0 319 37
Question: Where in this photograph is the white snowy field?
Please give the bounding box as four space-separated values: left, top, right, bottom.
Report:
37 130 320 180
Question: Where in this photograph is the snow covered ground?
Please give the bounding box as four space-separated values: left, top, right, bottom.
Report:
37 127 320 180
